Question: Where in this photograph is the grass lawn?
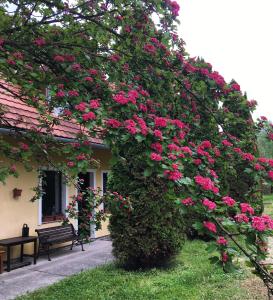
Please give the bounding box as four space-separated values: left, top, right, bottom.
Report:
263 194 273 216
17 240 266 300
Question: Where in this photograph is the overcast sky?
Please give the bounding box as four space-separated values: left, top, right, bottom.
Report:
178 0 273 119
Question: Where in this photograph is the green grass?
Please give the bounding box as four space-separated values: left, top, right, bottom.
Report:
263 194 273 203
17 240 260 300
263 194 273 216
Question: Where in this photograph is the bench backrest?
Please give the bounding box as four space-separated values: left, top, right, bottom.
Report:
35 224 75 239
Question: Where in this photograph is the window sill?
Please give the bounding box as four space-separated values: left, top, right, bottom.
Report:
42 215 65 224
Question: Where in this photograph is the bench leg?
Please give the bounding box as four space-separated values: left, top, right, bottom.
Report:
0 253 3 274
80 240 84 251
70 241 74 251
47 245 51 261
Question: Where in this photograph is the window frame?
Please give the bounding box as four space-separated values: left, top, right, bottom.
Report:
38 168 68 225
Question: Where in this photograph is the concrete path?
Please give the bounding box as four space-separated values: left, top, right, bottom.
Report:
0 239 113 300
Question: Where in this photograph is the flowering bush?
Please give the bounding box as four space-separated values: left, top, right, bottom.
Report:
0 0 273 291
65 188 105 240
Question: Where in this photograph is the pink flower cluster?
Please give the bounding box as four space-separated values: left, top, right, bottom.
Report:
75 102 87 112
222 139 233 147
202 198 216 210
113 90 139 105
240 203 254 215
124 119 137 135
268 170 273 181
82 111 96 121
217 236 228 246
251 215 273 232
151 142 163 153
155 117 168 128
194 175 219 194
164 170 183 181
143 43 157 55
106 119 122 128
181 197 195 206
222 196 236 207
234 213 249 223
150 152 162 161
203 221 217 233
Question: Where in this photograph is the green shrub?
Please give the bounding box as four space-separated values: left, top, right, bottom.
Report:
107 157 185 269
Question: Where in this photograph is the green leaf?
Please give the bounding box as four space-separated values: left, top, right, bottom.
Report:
144 169 152 177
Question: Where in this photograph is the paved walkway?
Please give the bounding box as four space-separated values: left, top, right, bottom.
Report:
0 239 113 300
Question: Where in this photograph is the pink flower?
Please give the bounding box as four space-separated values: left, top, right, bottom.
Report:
222 196 236 207
109 54 121 62
268 170 273 181
181 146 192 155
113 92 129 105
231 83 241 91
33 37 46 47
76 153 86 161
168 143 180 152
153 130 163 140
234 213 249 223
82 111 96 121
201 140 212 149
221 252 228 263
193 159 202 166
203 221 217 233
75 102 87 112
124 119 137 135
254 163 263 171
210 169 218 178
241 152 254 161
194 175 219 194
13 52 24 60
258 157 268 163
222 139 233 147
181 197 195 206
90 99 100 109
170 1 180 16
71 63 81 71
164 170 183 181
251 216 266 232
151 142 163 153
19 142 29 151
67 161 75 168
84 76 93 82
155 117 168 128
88 69 98 75
240 203 254 215
217 236 228 246
143 43 157 55
202 199 217 210
53 55 65 62
63 109 72 117
150 153 162 161
56 90 66 98
106 119 122 128
68 90 79 97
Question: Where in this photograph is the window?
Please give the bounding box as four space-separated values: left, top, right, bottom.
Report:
41 170 66 223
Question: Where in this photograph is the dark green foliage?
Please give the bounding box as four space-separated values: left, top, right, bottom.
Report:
107 145 185 269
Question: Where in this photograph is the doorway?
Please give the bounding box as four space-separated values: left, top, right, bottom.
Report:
77 171 95 238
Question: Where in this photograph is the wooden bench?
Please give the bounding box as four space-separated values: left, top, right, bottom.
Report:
0 251 5 274
35 224 84 261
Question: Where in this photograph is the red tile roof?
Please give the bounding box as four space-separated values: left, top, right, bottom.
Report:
0 81 103 145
